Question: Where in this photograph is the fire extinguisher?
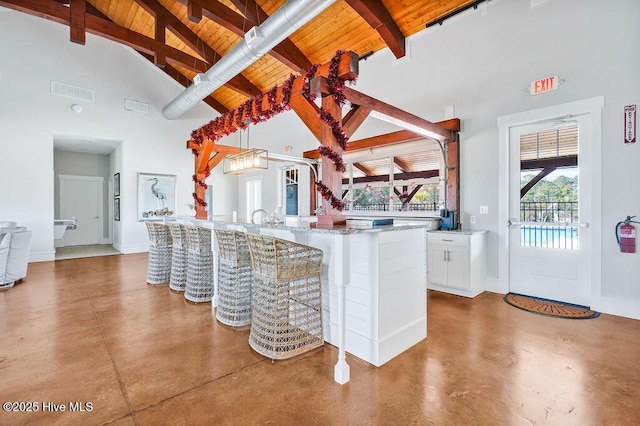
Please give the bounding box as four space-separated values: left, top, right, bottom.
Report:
615 215 640 253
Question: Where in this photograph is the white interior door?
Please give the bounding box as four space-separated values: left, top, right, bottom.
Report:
60 175 103 246
509 115 591 306
246 179 262 222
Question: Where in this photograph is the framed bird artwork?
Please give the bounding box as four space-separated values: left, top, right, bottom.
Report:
137 173 176 221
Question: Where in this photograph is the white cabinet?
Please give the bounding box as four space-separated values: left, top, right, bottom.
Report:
427 231 486 298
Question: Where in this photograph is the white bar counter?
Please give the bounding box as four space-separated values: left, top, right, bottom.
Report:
184 216 430 383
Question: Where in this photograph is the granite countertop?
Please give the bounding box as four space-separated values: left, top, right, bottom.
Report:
174 217 486 235
179 217 435 235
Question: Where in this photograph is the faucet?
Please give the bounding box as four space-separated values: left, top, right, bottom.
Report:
251 209 268 224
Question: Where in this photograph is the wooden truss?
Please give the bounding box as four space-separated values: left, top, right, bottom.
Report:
188 51 460 224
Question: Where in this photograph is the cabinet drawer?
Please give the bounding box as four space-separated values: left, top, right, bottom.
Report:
427 233 469 247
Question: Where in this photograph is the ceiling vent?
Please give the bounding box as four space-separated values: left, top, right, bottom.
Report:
50 81 94 102
124 99 149 113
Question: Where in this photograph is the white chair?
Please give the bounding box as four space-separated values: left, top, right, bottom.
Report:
0 222 32 290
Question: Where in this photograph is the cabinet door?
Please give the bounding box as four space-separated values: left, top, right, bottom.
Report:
445 246 470 290
428 246 448 286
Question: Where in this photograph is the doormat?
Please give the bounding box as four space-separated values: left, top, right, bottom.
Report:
503 293 600 319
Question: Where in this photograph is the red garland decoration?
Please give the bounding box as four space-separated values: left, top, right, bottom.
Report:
192 192 207 207
319 109 349 150
316 181 346 211
189 51 356 214
192 174 208 190
302 64 319 102
318 146 345 172
328 50 347 106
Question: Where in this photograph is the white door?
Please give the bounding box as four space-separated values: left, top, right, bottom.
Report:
246 179 262 222
60 175 104 246
509 115 591 306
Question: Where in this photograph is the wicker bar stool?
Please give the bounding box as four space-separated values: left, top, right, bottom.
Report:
168 223 188 292
245 234 324 360
184 225 214 303
213 229 253 327
145 222 172 285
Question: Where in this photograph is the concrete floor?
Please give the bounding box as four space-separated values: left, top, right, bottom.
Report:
1 253 639 425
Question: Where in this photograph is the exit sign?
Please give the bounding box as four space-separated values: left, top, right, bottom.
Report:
529 75 559 96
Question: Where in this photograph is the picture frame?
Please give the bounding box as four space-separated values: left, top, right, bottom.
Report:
137 173 176 221
114 172 120 197
114 197 120 221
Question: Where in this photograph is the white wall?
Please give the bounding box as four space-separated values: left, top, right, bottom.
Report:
0 10 215 259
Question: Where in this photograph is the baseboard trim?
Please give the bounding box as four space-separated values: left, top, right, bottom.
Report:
484 277 507 294
592 296 640 320
29 251 56 262
118 245 149 254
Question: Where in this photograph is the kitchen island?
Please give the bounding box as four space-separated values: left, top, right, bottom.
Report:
183 217 430 384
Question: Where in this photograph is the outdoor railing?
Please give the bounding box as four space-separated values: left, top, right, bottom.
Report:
520 201 578 223
519 201 579 250
351 202 439 212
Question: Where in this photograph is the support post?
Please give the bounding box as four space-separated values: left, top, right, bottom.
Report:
333 234 350 384
317 93 346 227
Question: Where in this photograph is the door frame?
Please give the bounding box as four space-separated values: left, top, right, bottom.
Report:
59 174 105 245
497 96 603 303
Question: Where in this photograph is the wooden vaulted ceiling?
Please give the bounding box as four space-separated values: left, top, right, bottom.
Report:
1 0 478 114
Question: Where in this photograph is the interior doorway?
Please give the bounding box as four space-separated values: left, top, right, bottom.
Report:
60 175 104 246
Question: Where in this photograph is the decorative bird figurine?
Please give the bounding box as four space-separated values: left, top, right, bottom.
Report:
147 177 167 209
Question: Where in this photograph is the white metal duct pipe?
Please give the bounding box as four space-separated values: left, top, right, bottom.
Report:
163 0 337 120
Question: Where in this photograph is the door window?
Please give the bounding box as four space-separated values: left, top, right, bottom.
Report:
518 124 579 249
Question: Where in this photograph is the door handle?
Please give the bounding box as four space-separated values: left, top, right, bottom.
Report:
447 250 451 262
443 250 447 262
94 216 99 219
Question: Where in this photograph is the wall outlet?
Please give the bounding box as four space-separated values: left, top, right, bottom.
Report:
470 215 476 224
480 206 489 214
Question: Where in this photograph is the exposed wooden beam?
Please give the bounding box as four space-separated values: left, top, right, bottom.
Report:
69 0 85 44
207 152 227 170
0 0 213 74
84 14 209 72
311 77 454 142
0 0 70 26
345 0 405 58
521 155 577 171
393 157 413 173
228 0 312 72
189 51 359 220
521 167 554 199
186 0 202 23
303 120 459 159
343 170 439 185
353 162 375 176
342 105 372 138
177 0 312 72
446 136 459 212
520 156 578 198
134 0 261 97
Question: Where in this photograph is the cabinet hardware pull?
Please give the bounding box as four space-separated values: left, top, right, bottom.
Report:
441 239 453 242
443 251 447 262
